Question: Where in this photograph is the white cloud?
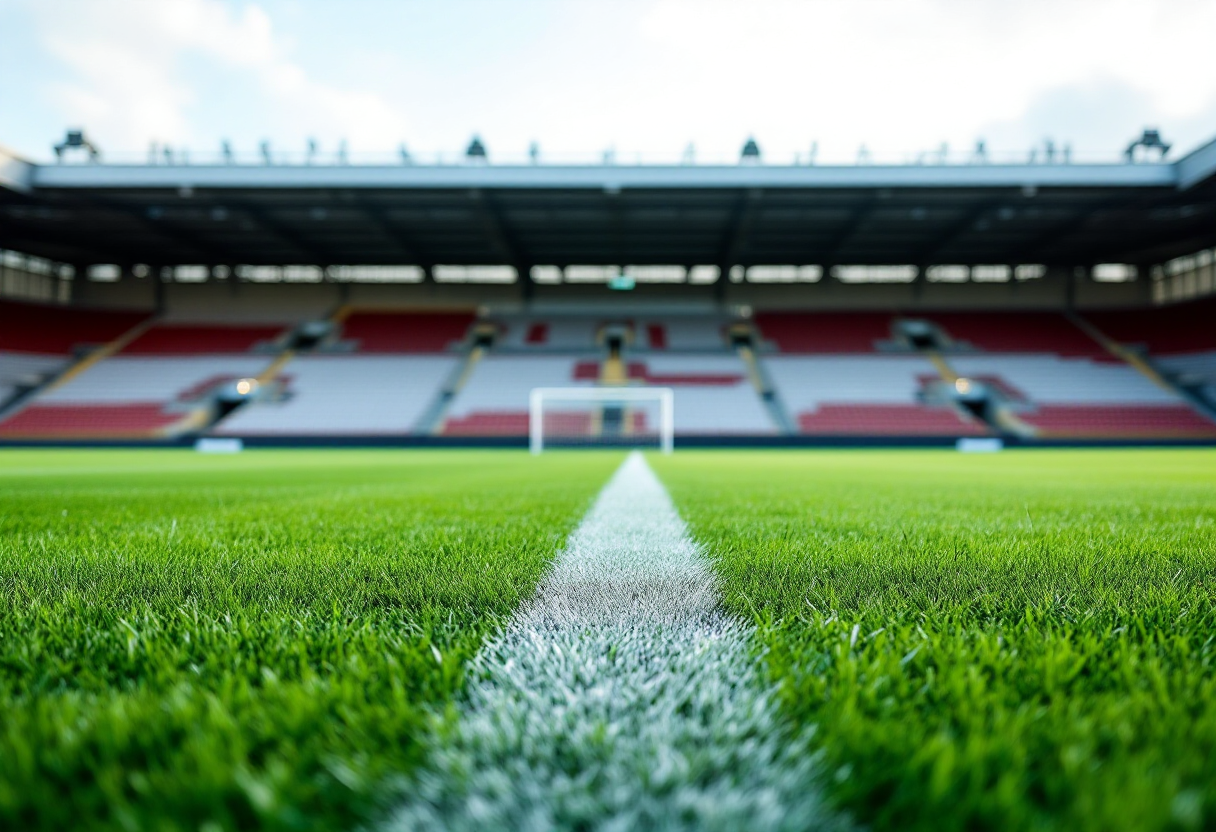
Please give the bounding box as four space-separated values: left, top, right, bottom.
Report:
632 0 1216 159
16 0 1216 162
29 0 410 155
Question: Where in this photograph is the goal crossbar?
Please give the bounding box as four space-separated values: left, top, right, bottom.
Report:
529 386 674 454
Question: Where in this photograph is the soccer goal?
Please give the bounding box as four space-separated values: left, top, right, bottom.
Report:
529 387 674 454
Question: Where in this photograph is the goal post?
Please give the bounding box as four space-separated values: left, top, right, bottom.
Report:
529 387 674 454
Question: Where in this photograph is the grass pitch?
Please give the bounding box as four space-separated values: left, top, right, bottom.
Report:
2 448 1214 831
654 449 1216 832
0 450 620 831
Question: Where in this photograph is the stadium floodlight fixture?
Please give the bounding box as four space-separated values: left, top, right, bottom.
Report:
1126 128 1171 162
466 135 488 162
53 129 100 163
740 137 761 163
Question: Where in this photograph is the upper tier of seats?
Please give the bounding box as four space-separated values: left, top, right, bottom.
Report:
754 310 1108 357
340 311 476 353
1085 297 1216 356
37 356 274 405
922 312 1107 358
0 300 146 355
753 312 892 353
121 324 287 355
491 316 727 351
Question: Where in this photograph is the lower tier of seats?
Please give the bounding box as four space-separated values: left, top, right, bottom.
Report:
796 404 990 436
1020 405 1216 438
0 404 183 437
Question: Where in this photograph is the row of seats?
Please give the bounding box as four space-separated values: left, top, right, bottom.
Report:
0 356 276 438
439 355 775 436
491 316 729 351
1 298 1213 440
764 356 988 436
753 311 1109 356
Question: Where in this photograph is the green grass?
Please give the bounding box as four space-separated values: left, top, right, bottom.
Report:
653 449 1216 832
0 449 622 832
6 447 1216 832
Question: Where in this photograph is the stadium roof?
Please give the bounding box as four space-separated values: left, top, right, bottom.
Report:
1 137 1214 273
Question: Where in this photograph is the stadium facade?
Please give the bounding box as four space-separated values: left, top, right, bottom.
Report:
1 134 1214 445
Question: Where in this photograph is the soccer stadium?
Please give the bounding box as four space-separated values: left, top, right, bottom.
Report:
2 2 1216 830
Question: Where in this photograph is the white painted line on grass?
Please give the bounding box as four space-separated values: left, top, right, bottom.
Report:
386 451 842 831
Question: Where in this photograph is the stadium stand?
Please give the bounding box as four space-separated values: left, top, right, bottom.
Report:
921 312 1110 358
120 324 287 354
0 352 66 408
0 299 147 355
1084 297 1216 356
0 293 1212 442
442 355 594 435
0 299 153 429
213 355 458 436
763 355 989 436
0 355 275 438
628 356 775 434
643 318 728 350
492 317 600 350
339 311 475 352
492 316 728 352
753 312 892 353
947 354 1216 437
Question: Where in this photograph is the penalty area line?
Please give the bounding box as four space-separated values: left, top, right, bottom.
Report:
385 451 844 832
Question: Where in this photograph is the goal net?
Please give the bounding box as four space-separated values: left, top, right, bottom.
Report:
529 387 674 453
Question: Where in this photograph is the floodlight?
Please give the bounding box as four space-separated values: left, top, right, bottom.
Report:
740 137 761 163
53 129 100 162
466 135 488 161
1125 128 1171 162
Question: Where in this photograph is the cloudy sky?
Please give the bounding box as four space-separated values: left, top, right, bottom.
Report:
2 0 1215 164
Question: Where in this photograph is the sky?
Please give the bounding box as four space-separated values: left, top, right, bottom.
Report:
2 0 1215 165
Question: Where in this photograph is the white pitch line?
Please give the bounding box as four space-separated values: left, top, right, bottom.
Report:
386 452 843 832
